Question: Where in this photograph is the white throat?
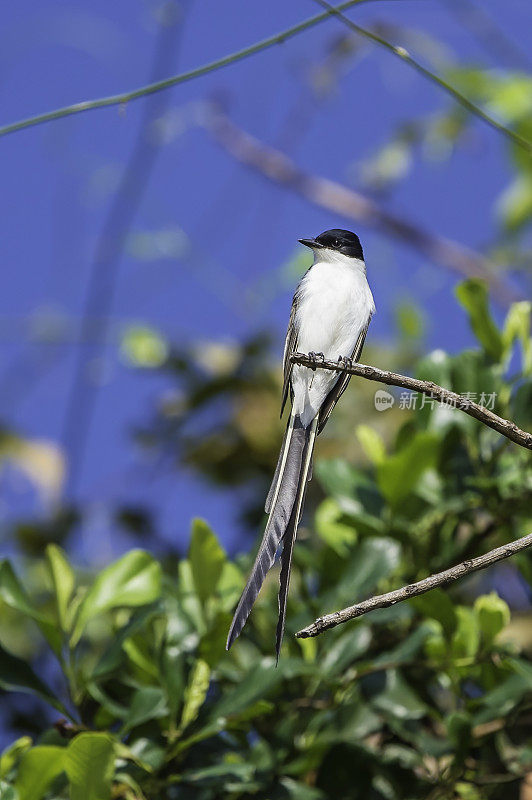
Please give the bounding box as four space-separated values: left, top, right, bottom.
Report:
312 247 366 272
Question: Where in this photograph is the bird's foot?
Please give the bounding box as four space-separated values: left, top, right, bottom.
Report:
307 352 325 371
337 355 353 370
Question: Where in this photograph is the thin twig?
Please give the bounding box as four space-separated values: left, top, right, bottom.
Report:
312 0 532 154
205 108 519 305
290 353 532 450
1 0 530 154
296 531 532 637
0 0 374 139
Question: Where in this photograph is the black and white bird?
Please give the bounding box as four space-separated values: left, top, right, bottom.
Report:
226 229 375 659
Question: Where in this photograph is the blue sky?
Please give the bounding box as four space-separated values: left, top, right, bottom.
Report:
0 0 528 561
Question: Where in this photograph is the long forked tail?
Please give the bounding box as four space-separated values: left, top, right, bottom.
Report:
275 415 317 660
226 413 318 653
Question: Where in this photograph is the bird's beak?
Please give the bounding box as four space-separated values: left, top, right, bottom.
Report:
298 238 321 249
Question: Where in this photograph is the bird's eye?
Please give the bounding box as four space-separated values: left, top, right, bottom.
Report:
333 239 340 247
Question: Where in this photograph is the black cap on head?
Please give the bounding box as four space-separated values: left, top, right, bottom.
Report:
299 229 364 260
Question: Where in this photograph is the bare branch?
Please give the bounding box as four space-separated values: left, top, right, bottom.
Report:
312 0 532 153
296 531 532 637
291 353 532 450
205 108 519 305
1 0 529 154
292 352 532 637
0 0 375 139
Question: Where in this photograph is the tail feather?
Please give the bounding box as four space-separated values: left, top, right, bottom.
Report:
275 417 317 660
226 415 308 651
265 412 294 514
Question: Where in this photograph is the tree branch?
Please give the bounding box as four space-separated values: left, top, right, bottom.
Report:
312 0 532 154
290 353 532 450
1 0 530 154
0 0 374 139
296 531 532 637
204 108 519 305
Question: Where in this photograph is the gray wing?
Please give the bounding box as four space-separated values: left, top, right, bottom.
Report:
317 316 372 434
280 292 300 418
266 283 304 514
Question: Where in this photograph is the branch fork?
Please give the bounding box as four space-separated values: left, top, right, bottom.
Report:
289 352 532 638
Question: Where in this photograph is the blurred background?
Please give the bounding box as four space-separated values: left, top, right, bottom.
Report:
1 0 530 561
0 2 532 789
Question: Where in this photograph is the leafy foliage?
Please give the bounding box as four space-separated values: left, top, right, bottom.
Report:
0 289 531 799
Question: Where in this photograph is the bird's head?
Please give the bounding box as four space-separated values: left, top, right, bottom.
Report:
298 229 364 263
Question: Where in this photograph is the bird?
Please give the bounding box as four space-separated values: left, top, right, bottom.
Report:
226 229 375 660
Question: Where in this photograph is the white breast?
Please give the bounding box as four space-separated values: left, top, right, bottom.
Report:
291 254 375 426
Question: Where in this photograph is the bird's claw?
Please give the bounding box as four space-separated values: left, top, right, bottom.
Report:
337 355 353 370
308 352 325 371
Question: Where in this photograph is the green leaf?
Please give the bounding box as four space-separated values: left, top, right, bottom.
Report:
216 561 244 613
485 73 532 122
395 300 425 341
121 325 168 368
447 711 472 756
451 607 479 660
455 279 503 361
0 643 67 715
46 544 74 632
182 759 255 787
160 645 186 721
455 782 482 800
371 623 433 669
180 659 211 732
449 349 501 402
211 660 287 720
280 777 326 800
474 674 529 724
122 637 158 678
377 432 440 507
371 669 427 720
474 592 510 648
498 175 532 232
125 738 165 772
411 589 457 638
446 69 532 125
0 561 41 619
311 702 381 745
503 301 532 373
316 460 384 535
188 519 226 603
316 459 364 504
176 559 204 632
15 746 66 800
0 560 61 654
510 380 532 429
423 621 448 663
416 349 453 387
331 537 401 609
199 610 233 668
122 687 168 733
72 550 161 644
64 733 115 800
321 626 372 675
315 498 357 557
362 138 412 192
356 424 386 465
0 737 32 779
93 603 160 678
